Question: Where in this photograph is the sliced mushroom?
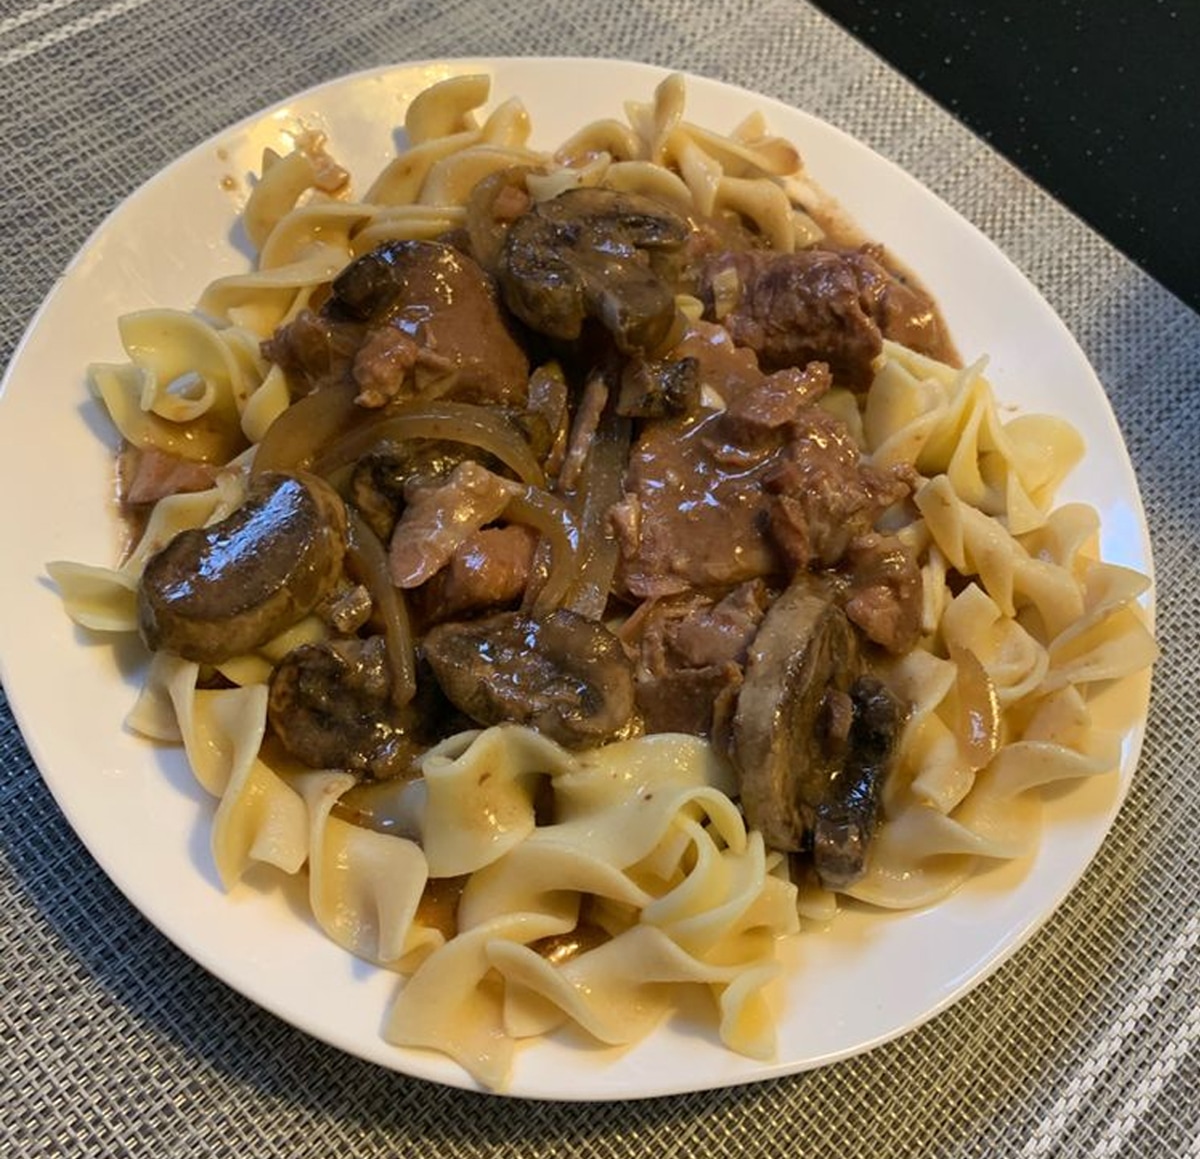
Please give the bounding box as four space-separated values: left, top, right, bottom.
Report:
729 574 859 852
615 355 700 418
422 609 636 749
267 635 420 779
137 471 347 663
730 574 904 890
497 187 690 355
811 675 901 889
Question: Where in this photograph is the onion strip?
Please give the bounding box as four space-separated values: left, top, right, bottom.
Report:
562 412 631 620
345 507 417 708
312 399 546 486
506 487 581 615
251 379 363 476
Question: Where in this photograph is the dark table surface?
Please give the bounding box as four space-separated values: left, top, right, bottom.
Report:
809 0 1200 313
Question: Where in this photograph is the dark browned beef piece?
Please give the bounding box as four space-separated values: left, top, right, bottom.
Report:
613 322 911 599
700 244 949 389
261 307 365 397
841 532 924 654
630 581 769 738
263 240 529 406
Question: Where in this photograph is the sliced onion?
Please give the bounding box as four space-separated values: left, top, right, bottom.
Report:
505 486 581 615
312 399 546 487
345 507 417 708
949 642 1001 771
250 379 366 477
561 411 631 620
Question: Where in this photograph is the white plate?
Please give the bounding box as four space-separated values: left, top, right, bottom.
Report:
0 58 1154 1100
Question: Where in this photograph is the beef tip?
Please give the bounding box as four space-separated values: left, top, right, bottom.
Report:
729 574 860 852
423 609 636 749
842 532 924 654
350 325 423 408
702 248 881 388
497 187 690 355
811 675 902 889
630 581 768 738
118 444 220 506
700 246 952 389
719 361 831 440
386 461 518 589
648 580 768 671
840 244 955 367
261 308 365 399
265 240 529 406
267 636 419 779
614 321 912 598
614 405 780 598
349 439 503 542
762 410 913 569
614 325 783 598
137 471 347 664
332 240 530 405
416 524 538 621
635 665 744 740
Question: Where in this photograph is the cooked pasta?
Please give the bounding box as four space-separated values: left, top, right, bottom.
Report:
48 71 1155 1090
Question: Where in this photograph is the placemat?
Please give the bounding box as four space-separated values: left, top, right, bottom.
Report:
2 1 1197 1155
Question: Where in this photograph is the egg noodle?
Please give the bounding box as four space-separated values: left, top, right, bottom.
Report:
49 73 1157 1090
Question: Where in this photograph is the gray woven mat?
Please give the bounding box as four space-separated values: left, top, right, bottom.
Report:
2 1 1197 1155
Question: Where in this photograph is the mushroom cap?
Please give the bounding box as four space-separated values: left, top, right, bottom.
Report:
497 187 690 355
423 608 636 750
730 574 859 852
137 471 347 664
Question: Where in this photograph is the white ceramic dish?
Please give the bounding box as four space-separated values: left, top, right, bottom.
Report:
0 58 1153 1100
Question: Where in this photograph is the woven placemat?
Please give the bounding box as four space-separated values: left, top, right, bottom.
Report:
2 1 1197 1155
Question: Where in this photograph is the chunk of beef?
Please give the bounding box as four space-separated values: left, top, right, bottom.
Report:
700 244 951 389
629 581 769 738
840 245 955 365
263 240 529 406
416 524 538 621
349 439 504 542
841 532 924 654
386 461 518 589
614 321 913 598
761 412 913 569
118 444 220 505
